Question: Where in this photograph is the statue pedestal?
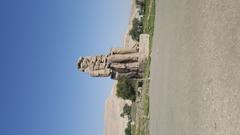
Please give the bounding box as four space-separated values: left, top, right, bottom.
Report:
139 34 150 64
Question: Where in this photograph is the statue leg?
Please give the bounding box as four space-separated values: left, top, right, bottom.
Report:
108 54 138 63
110 47 138 55
110 62 139 73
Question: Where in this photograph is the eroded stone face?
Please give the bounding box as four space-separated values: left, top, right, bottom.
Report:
77 34 149 80
77 57 90 72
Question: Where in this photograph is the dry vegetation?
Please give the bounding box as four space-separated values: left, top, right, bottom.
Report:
116 0 155 135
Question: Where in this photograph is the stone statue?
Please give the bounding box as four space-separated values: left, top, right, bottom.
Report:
77 34 149 80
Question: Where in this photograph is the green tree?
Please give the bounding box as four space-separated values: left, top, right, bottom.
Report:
116 79 136 101
129 18 143 41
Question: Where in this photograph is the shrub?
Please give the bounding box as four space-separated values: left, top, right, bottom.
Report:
125 121 132 135
136 0 145 17
120 104 131 118
136 0 144 7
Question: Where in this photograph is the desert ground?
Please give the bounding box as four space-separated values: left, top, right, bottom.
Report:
150 0 240 135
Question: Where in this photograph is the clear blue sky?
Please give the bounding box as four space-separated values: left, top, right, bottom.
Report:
0 0 131 135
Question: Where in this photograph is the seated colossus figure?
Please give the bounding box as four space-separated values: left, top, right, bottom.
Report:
77 45 143 80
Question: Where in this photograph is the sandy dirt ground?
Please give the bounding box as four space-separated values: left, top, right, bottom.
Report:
150 0 240 135
104 82 129 135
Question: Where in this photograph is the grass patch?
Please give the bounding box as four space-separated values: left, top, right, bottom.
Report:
130 0 155 135
143 0 156 50
119 0 155 134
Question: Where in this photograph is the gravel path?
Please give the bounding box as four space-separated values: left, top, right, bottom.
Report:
150 0 240 135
